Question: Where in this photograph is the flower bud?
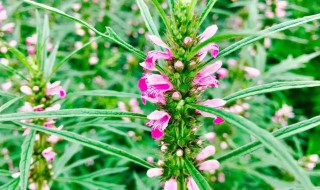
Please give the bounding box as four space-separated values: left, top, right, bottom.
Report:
183 37 192 45
20 86 32 95
161 145 167 152
172 91 182 101
146 168 163 178
176 149 183 157
309 154 319 163
157 160 164 166
199 160 220 173
174 61 184 72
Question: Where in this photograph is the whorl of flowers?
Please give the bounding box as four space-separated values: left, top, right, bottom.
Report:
138 2 226 189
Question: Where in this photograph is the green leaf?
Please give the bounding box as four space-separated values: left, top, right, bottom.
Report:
217 115 320 163
184 158 212 190
23 0 146 59
74 167 128 180
0 178 20 190
19 130 36 190
16 122 154 169
198 0 217 27
68 90 140 98
52 37 101 75
133 172 148 190
37 13 50 72
55 177 125 190
60 155 99 174
224 81 320 102
188 104 315 189
136 0 160 37
0 109 146 122
44 41 59 79
0 169 11 176
0 96 23 113
204 13 320 65
0 64 29 81
0 91 18 98
150 0 171 34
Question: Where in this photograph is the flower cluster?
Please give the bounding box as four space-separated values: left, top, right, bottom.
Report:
19 80 66 189
137 3 227 187
25 34 53 56
260 0 287 18
272 104 294 127
0 2 15 34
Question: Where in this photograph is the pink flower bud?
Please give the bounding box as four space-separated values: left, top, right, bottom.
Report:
146 168 163 178
199 159 220 173
309 154 319 163
196 145 215 161
172 91 182 101
42 147 56 162
20 86 32 95
174 61 184 71
183 37 192 44
204 132 216 142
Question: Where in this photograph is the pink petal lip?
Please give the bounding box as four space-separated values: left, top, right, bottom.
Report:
151 128 164 139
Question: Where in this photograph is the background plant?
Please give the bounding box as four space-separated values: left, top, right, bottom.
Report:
0 0 319 189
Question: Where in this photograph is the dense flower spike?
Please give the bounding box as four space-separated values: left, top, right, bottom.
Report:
146 110 171 139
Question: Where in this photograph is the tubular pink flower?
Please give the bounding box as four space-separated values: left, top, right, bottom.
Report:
217 68 229 79
199 159 220 173
42 147 57 162
46 81 66 98
138 73 173 105
196 145 216 161
2 22 15 33
197 99 226 124
140 35 174 71
164 178 178 190
146 110 171 139
146 168 163 178
197 43 219 61
199 25 218 42
193 61 222 89
187 177 200 190
20 86 33 95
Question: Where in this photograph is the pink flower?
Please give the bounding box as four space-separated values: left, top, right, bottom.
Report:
26 34 37 45
199 159 220 173
197 99 226 124
140 35 174 71
197 25 219 60
217 68 228 79
164 178 178 190
20 86 33 95
2 22 15 33
46 81 66 98
146 110 171 139
42 147 57 161
138 73 173 105
27 46 36 55
0 6 7 24
193 61 222 89
146 168 163 178
187 177 200 190
196 145 215 161
243 66 260 78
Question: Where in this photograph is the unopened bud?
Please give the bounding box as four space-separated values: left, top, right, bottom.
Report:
161 145 167 152
197 140 202 146
172 91 182 101
32 86 39 91
174 61 184 72
176 149 183 157
183 37 192 45
157 160 164 166
188 60 197 70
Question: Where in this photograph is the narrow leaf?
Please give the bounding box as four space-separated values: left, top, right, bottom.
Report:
0 91 18 98
198 0 217 27
224 81 320 102
0 178 20 190
0 169 11 176
0 96 23 113
0 109 146 122
205 13 320 65
23 0 146 59
217 115 320 163
19 130 36 190
150 0 171 34
188 104 315 189
136 0 160 37
44 41 59 79
68 90 140 98
0 64 28 81
16 122 154 169
184 158 212 190
74 167 128 180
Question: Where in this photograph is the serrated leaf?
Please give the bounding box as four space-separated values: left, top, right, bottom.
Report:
15 122 153 169
184 158 213 190
19 130 36 190
188 104 315 189
224 81 320 102
217 115 320 163
0 109 146 122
